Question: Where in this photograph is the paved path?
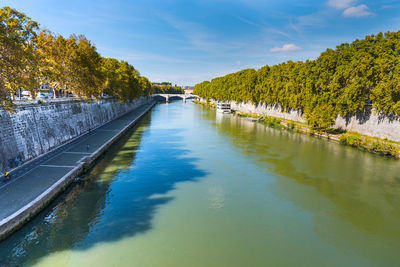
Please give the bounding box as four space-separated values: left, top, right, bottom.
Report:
0 103 153 221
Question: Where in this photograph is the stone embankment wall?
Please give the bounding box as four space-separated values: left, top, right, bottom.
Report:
201 98 400 142
0 97 150 171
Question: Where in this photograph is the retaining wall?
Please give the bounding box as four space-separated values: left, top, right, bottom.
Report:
201 98 400 142
0 97 150 171
0 101 156 241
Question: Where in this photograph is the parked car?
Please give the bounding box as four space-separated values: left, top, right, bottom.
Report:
21 90 32 100
36 92 49 99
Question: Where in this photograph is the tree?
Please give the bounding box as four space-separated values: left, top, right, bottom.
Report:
68 35 104 99
151 83 184 94
194 30 400 130
0 6 39 110
1 7 154 109
101 58 146 102
139 76 152 97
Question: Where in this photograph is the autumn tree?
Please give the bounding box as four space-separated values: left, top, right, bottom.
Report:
0 6 39 110
101 58 146 102
36 32 104 99
68 35 104 99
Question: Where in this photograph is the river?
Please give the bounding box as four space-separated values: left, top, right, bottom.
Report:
1 100 400 266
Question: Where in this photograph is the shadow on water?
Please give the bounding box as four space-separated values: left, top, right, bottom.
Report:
0 112 207 266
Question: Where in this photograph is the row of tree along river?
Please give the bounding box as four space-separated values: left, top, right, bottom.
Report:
1 100 399 266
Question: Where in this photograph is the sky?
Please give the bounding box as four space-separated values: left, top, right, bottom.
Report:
1 0 400 86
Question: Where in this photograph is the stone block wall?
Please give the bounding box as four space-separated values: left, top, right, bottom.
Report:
201 98 400 142
0 97 150 171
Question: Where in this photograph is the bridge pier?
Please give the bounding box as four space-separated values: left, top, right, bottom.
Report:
152 94 198 103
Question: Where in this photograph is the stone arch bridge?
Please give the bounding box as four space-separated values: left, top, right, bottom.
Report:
152 93 198 103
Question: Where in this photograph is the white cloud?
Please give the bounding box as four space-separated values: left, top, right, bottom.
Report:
327 0 373 18
342 5 372 17
270 44 302 53
328 0 356 9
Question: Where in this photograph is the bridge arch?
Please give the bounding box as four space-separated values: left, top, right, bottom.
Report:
152 94 198 103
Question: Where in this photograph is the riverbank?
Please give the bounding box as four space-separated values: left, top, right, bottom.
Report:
0 101 156 241
3 100 400 266
0 97 151 172
193 100 400 159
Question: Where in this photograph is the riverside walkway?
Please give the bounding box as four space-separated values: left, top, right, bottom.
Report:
0 102 155 239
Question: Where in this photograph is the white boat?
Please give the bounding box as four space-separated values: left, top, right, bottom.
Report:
216 103 231 113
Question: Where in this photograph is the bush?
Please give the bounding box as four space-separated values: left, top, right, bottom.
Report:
339 134 362 147
306 104 337 132
347 135 363 147
339 132 400 158
370 140 399 157
261 116 281 128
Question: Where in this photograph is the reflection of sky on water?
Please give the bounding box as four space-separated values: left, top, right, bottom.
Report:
1 101 400 266
0 107 207 266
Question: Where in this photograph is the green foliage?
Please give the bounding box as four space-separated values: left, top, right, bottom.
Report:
339 134 362 147
151 83 184 94
101 58 146 102
370 141 399 156
305 104 337 132
194 69 257 103
194 31 400 130
0 6 39 110
1 7 152 108
339 132 399 158
260 116 281 128
237 112 257 118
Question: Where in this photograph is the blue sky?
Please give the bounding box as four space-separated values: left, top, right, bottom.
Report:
1 0 400 85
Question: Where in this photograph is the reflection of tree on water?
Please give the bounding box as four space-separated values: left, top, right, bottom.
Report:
0 116 151 265
198 103 400 252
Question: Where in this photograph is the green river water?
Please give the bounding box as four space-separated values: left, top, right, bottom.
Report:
0 100 400 266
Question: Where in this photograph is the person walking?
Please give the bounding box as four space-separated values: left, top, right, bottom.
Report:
86 144 90 153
